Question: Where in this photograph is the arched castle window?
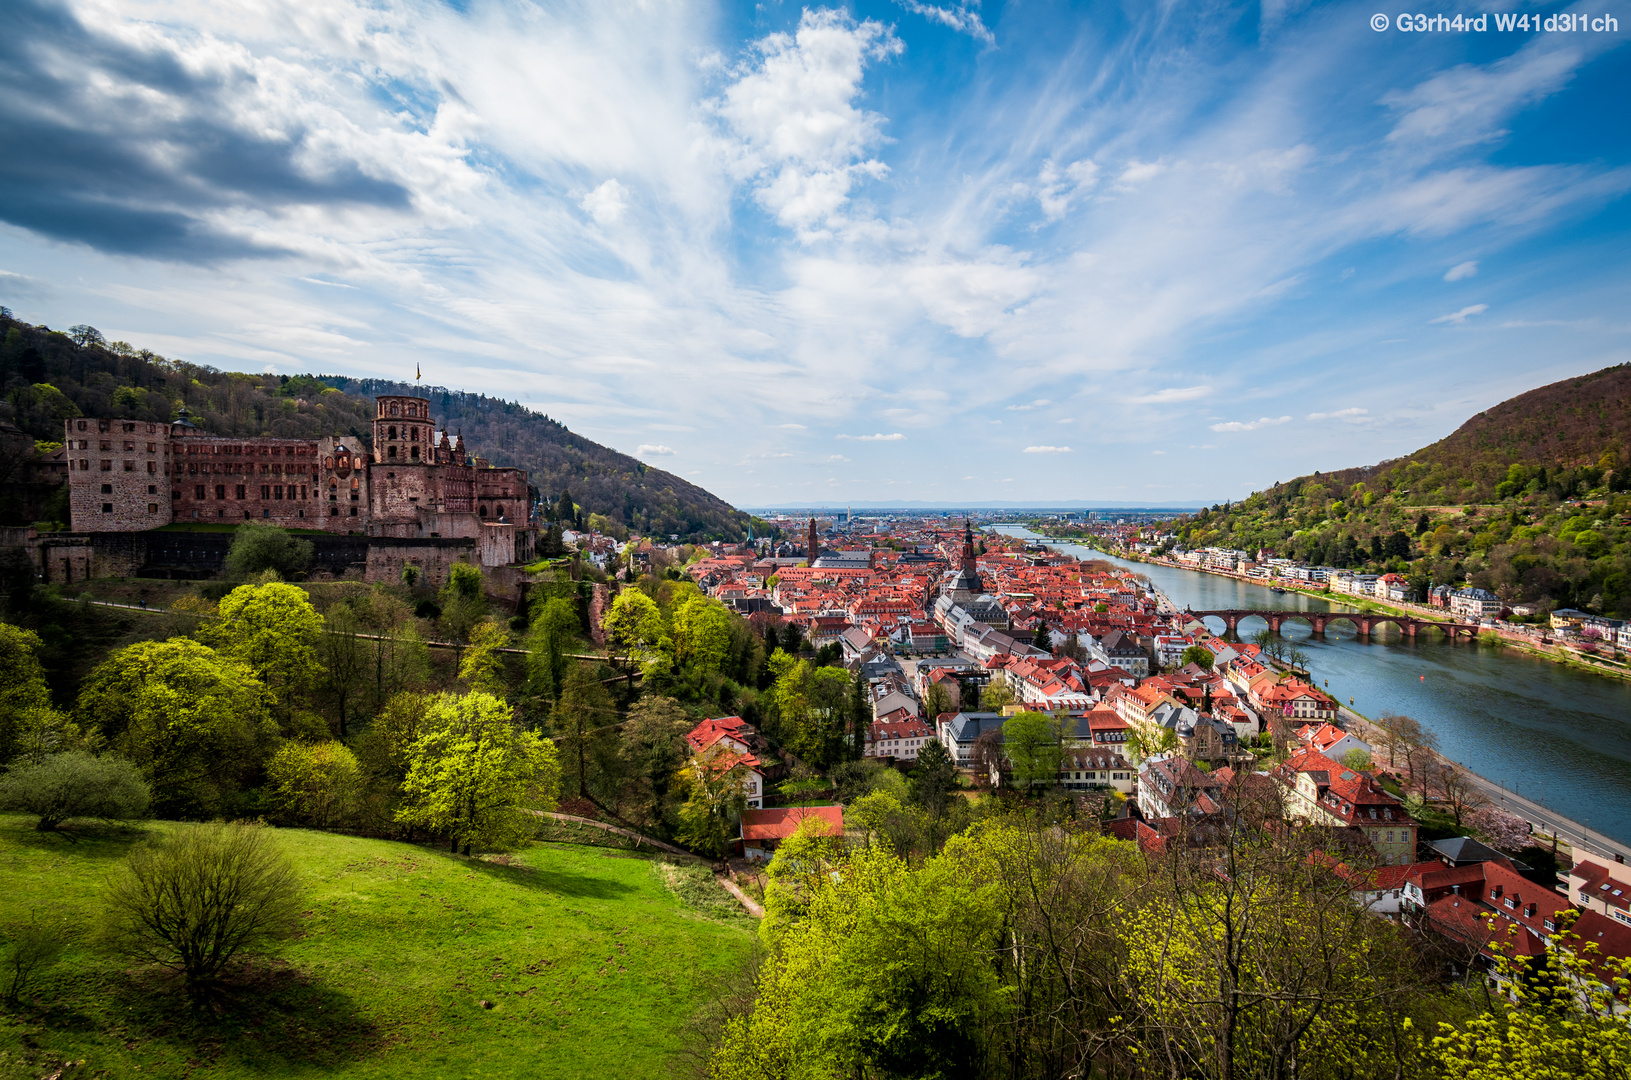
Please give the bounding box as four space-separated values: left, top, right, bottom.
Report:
389 403 399 416
410 446 419 460
388 426 397 440
479 505 488 517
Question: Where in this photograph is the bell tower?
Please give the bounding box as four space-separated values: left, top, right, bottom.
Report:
374 395 435 464
807 517 819 563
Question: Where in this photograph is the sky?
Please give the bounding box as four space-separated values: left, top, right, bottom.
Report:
2 0 1629 508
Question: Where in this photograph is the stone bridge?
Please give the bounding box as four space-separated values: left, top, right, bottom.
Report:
1184 608 1481 641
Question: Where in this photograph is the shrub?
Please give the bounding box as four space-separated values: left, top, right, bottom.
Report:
1 919 67 1007
0 752 150 830
223 522 313 581
103 822 303 997
267 741 363 827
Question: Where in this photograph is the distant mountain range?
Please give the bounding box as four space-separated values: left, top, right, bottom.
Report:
0 315 758 540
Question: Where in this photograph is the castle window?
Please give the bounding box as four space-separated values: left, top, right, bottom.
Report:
479 505 488 517
388 446 397 459
102 503 112 513
410 427 418 441
410 446 419 460
389 403 399 416
388 426 397 440
78 421 87 431
101 484 112 494
100 460 112 471
349 507 357 516
147 461 155 473
195 485 205 499
274 485 284 500
148 485 156 494
125 460 135 471
496 504 505 518
215 485 226 500
236 485 246 500
261 485 271 499
149 504 158 514
80 460 88 470
331 507 339 516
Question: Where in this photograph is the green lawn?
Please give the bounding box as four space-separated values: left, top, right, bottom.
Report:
0 816 753 1079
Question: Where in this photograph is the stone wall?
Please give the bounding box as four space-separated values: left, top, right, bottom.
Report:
64 418 173 532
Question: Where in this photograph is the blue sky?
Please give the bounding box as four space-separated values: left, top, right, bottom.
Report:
2 0 1628 506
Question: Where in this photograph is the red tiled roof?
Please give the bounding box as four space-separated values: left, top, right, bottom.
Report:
740 805 844 841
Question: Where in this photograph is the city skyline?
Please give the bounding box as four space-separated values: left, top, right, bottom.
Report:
2 0 1628 506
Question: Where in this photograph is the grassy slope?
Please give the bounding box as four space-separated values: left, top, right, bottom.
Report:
0 817 752 1079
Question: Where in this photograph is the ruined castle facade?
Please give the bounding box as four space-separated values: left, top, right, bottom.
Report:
59 394 535 584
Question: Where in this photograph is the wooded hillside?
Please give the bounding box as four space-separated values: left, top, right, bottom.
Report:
1160 364 1631 617
0 313 757 540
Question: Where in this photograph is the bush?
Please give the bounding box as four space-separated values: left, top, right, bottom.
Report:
103 821 303 997
2 919 66 1007
267 741 363 827
0 752 150 831
223 522 313 581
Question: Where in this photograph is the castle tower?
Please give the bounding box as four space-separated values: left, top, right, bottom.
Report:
374 395 435 464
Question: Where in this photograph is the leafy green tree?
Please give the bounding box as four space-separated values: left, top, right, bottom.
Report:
672 595 734 674
1181 644 1215 670
0 751 150 830
206 581 324 725
353 587 429 716
912 737 958 818
459 617 511 695
616 695 694 829
77 639 275 817
1033 620 1052 653
981 682 1016 711
315 600 367 738
267 741 363 827
767 653 854 769
396 691 560 853
0 624 69 767
717 846 1002 1078
674 743 749 858
924 680 954 722
103 822 303 1000
1002 711 1062 791
437 563 488 647
1434 913 1631 1077
549 663 620 802
1339 747 1374 773
525 596 581 705
601 588 665 665
223 522 313 581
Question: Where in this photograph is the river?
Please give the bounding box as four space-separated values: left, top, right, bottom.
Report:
991 526 1631 848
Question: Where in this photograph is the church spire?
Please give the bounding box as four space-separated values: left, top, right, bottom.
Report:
807 517 818 564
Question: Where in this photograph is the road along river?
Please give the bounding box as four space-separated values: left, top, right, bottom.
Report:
992 527 1631 851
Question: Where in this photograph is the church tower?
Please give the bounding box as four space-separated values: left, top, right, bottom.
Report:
960 520 976 572
807 517 818 563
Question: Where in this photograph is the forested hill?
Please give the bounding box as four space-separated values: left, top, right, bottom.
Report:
1159 364 1631 618
321 376 755 541
0 313 757 540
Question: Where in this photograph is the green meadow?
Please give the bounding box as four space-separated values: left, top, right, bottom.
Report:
0 816 755 1079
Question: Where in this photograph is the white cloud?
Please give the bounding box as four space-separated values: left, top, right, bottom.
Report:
1430 304 1489 325
714 9 901 236
837 432 906 441
1444 260 1479 281
636 443 676 455
1035 159 1099 221
1006 398 1051 411
1209 416 1292 432
1022 445 1072 453
1151 449 1166 455
1115 159 1166 189
893 0 995 44
1129 385 1211 404
1306 407 1370 421
580 179 628 225
778 423 808 430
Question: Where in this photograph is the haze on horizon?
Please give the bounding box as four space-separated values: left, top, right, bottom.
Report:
2 0 1628 508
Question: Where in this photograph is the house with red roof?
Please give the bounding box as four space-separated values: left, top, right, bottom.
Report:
1401 856 1572 964
686 716 771 809
1272 747 1417 864
739 804 844 860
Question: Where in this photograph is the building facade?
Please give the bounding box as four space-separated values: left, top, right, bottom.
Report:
65 395 533 572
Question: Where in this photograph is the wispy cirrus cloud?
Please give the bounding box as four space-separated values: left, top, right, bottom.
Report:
637 444 676 456
1430 304 1489 325
837 432 906 442
1306 407 1370 422
1022 445 1072 453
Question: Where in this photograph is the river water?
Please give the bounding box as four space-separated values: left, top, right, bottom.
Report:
992 526 1631 847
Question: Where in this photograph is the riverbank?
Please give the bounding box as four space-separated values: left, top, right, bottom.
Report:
1007 527 1631 860
1064 537 1631 685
